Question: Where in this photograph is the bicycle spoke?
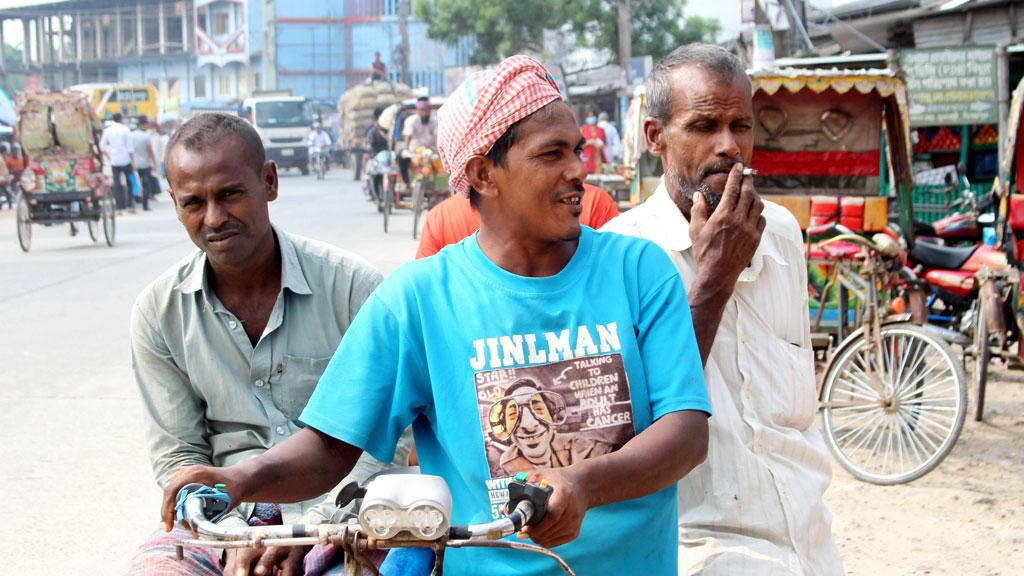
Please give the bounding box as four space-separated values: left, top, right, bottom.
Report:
833 408 885 450
893 358 948 398
901 409 954 445
894 334 916 391
845 357 885 397
895 376 958 402
896 412 929 466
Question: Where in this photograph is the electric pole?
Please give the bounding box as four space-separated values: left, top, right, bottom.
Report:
618 0 632 84
399 0 411 86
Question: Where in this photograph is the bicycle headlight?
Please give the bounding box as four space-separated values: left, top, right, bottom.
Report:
357 474 452 541
360 504 402 539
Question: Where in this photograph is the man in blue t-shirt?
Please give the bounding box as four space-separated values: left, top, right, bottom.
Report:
160 55 711 576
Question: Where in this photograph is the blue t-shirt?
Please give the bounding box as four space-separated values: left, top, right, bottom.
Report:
301 226 710 576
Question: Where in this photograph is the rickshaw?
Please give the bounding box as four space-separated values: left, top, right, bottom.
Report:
14 90 114 252
748 68 967 484
372 97 447 236
969 75 1024 421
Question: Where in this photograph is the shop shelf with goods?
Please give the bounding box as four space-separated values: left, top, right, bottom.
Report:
910 124 998 223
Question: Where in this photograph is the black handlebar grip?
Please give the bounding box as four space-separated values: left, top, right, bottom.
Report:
507 479 554 527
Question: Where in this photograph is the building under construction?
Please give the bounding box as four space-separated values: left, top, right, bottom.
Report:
0 0 471 114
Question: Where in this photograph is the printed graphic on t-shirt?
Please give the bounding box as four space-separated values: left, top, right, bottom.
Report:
470 322 635 518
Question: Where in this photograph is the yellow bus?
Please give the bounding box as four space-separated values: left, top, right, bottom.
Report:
69 83 159 123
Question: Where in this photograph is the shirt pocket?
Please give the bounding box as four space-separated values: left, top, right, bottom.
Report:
767 337 818 431
271 355 332 421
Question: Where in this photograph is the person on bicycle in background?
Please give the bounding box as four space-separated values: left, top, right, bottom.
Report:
126 113 410 576
399 97 438 189
602 43 844 575
160 55 711 576
364 107 390 202
307 122 332 175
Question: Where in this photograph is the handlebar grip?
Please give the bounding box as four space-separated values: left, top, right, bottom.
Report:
507 478 554 527
174 483 232 525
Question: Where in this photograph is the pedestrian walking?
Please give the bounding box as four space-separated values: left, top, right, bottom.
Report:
131 117 159 211
100 112 135 213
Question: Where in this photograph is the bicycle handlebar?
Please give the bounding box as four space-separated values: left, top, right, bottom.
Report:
818 233 901 259
174 477 573 574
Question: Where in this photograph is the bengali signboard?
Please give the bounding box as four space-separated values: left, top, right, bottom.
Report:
901 47 997 127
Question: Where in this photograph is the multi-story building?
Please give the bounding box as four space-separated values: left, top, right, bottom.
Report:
0 0 470 116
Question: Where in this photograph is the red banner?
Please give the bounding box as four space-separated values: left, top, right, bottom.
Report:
752 150 880 177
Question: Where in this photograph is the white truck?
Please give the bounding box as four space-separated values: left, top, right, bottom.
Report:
241 94 313 175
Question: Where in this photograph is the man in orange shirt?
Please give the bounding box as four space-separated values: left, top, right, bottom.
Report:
415 183 620 258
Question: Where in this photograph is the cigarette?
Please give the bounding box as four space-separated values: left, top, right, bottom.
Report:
742 168 758 176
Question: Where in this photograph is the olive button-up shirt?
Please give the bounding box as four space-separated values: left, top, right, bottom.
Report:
131 228 410 526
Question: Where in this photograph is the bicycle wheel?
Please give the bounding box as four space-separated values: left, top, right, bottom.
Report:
16 192 31 252
87 218 99 242
821 323 966 484
101 194 116 247
412 180 425 240
972 298 990 422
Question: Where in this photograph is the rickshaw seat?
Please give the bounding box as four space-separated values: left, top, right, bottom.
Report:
910 241 978 270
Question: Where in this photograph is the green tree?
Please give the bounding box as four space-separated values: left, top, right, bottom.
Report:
414 0 568 65
414 0 719 66
567 0 720 62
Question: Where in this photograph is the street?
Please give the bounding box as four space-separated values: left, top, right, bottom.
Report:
1 170 1022 575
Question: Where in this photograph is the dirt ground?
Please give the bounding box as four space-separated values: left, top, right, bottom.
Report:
824 364 1024 575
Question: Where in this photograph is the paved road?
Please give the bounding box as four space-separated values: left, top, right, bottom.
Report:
0 169 420 574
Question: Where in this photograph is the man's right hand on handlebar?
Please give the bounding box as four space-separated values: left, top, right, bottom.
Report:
517 469 588 549
161 464 246 532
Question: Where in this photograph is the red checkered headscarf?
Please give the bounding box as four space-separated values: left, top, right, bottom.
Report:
438 55 562 197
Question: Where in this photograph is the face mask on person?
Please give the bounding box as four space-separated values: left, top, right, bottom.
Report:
585 116 597 125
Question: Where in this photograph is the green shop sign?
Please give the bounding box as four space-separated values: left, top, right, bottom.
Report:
900 46 997 127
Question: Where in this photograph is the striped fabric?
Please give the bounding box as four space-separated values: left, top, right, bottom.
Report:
436 54 561 197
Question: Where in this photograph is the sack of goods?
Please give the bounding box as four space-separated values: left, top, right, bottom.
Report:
337 80 415 150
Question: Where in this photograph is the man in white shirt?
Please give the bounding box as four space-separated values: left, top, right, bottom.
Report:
99 112 135 213
398 97 438 189
603 43 844 575
597 112 623 164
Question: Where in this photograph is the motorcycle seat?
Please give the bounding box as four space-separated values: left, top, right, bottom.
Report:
910 241 978 270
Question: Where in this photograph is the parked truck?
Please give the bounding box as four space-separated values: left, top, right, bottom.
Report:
241 94 313 175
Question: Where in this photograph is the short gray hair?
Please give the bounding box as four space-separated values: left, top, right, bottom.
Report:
166 113 265 174
646 43 748 121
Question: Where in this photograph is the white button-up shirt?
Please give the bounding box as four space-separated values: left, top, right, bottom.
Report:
100 121 134 167
604 182 844 575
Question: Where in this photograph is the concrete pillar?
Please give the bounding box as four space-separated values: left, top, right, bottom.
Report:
75 13 83 61
136 1 143 56
58 16 65 62
94 16 103 60
115 7 123 59
23 19 31 65
37 18 45 64
181 1 189 53
0 19 6 70
158 2 166 55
